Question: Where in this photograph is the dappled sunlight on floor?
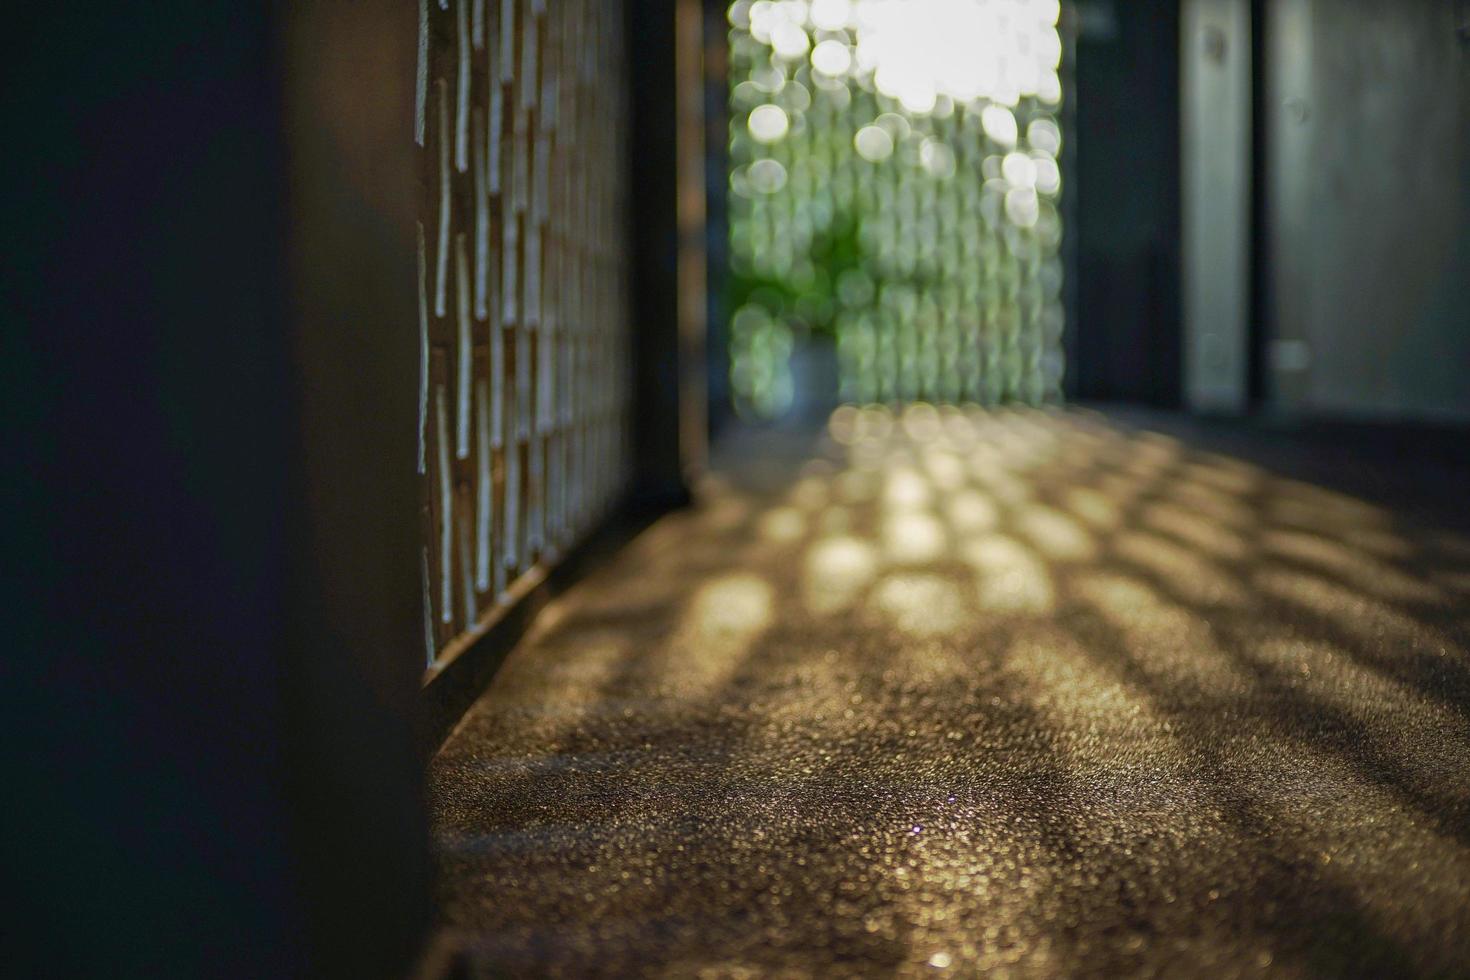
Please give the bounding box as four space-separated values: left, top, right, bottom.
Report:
432 407 1470 977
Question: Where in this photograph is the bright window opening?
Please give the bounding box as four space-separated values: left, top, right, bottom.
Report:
727 0 1066 419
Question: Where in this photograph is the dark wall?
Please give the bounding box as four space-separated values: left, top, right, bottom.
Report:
1071 0 1183 406
704 0 737 440
1261 0 1470 422
3 4 428 976
3 7 298 974
629 0 696 505
282 3 432 976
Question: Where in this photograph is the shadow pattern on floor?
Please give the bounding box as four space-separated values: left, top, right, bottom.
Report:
431 407 1470 977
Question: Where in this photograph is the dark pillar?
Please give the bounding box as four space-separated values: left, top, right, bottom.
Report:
3 3 429 976
281 3 432 976
628 0 703 506
1071 0 1183 406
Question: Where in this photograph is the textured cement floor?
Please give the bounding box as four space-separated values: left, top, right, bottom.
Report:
431 408 1470 977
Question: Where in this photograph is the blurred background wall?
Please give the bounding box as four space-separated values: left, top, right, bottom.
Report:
1258 0 1470 422
706 0 1470 426
1178 0 1470 422
1181 0 1252 412
1071 0 1183 407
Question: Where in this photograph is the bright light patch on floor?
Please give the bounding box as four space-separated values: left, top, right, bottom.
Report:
805 535 880 613
963 535 1054 614
945 488 999 533
696 574 775 635
760 506 808 542
667 573 777 696
1015 504 1096 562
884 511 948 564
884 467 933 509
874 573 966 638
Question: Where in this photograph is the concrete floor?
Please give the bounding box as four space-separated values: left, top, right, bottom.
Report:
431 408 1470 977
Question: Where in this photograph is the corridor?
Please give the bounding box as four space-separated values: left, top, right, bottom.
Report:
431 408 1470 976
13 0 1470 975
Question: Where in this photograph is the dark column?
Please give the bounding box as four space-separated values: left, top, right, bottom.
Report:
703 0 737 439
1071 0 1183 406
628 0 702 506
3 3 429 976
281 3 431 976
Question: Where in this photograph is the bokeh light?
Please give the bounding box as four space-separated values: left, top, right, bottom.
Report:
726 0 1066 419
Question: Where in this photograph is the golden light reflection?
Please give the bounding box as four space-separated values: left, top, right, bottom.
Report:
1167 480 1254 529
695 574 775 635
900 404 945 443
701 493 752 532
1181 458 1260 495
1141 500 1248 560
1262 529 1439 603
805 534 880 614
1343 527 1416 560
1014 504 1096 562
874 572 967 638
962 534 1054 614
737 408 1452 791
1253 638 1469 760
438 407 1470 976
1112 530 1247 607
665 572 776 696
970 467 1031 505
818 504 853 535
921 447 968 490
827 404 862 444
834 468 879 503
1075 573 1252 698
1126 432 1182 469
493 628 630 708
1062 487 1121 531
759 505 808 543
1255 569 1455 655
1004 626 1167 737
884 466 933 509
944 488 999 534
884 510 949 564
1094 472 1144 509
788 474 831 511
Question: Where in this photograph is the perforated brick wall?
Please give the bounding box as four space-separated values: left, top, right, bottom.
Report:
416 0 632 667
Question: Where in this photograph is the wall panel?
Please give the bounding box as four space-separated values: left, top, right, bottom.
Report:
416 0 634 671
1263 0 1470 421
